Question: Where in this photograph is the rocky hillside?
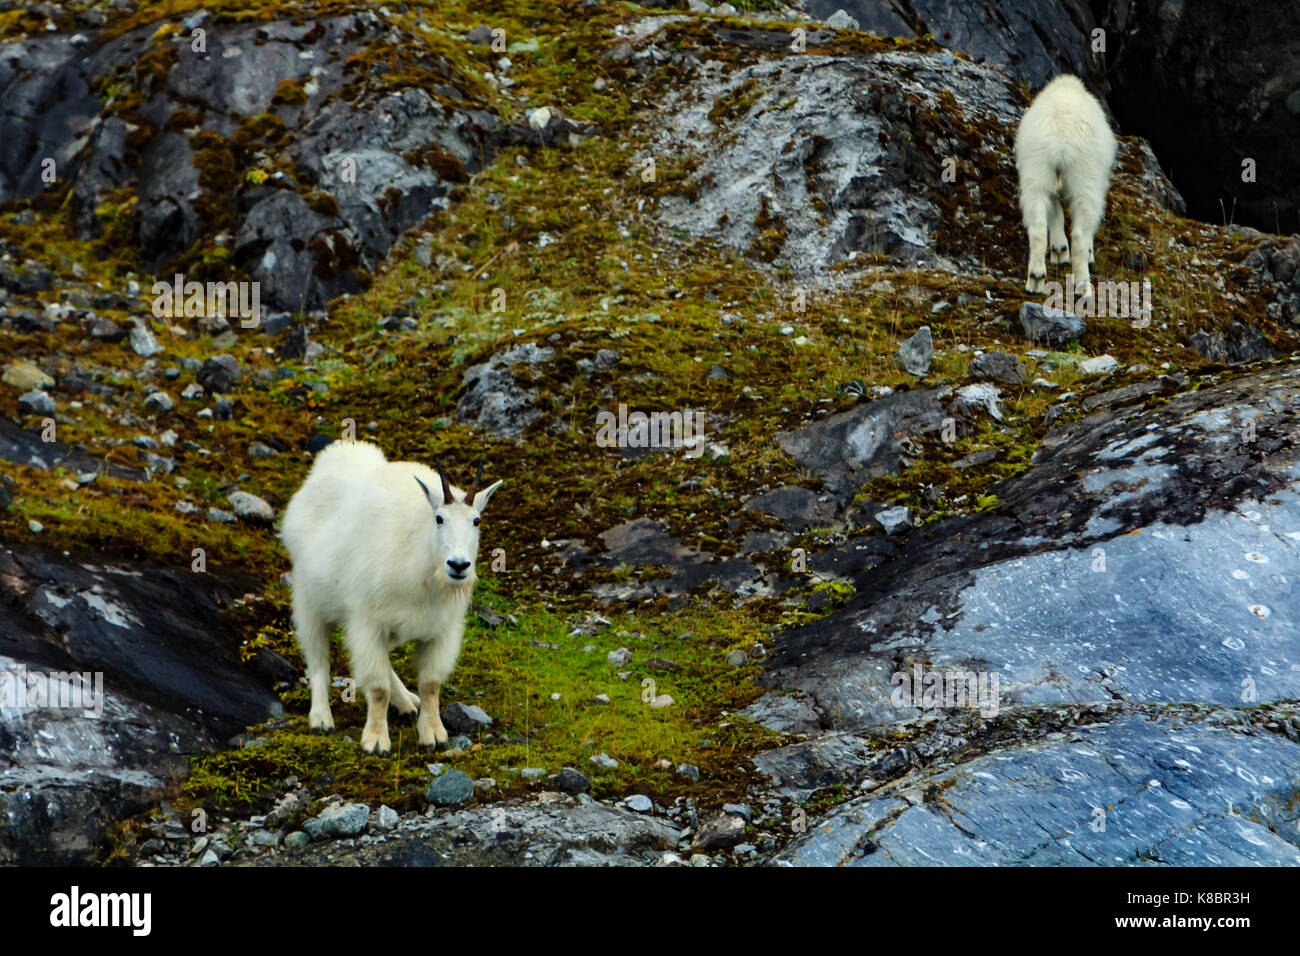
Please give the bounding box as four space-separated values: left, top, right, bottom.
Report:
1 0 1298 867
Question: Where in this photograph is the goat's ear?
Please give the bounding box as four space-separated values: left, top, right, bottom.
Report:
472 479 503 513
413 474 440 509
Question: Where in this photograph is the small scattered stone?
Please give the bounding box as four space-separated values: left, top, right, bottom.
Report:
607 647 632 666
88 316 125 341
824 8 860 30
1019 302 1086 346
426 769 474 805
1078 354 1119 375
874 505 912 535
626 794 653 813
895 326 933 377
18 390 56 415
442 701 494 734
693 813 746 851
302 802 369 840
129 319 163 357
969 350 1027 385
198 355 242 393
549 767 592 795
3 362 55 390
142 390 174 414
952 382 1004 421
227 490 274 523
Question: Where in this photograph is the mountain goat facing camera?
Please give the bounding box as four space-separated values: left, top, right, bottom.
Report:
281 441 503 755
1015 74 1117 297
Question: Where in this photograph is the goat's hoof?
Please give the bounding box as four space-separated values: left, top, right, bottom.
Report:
1025 274 1046 293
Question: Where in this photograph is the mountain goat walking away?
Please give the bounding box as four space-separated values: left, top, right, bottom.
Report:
1015 74 1117 297
281 441 503 754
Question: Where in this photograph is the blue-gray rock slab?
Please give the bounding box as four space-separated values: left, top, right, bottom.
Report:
772 714 1300 866
767 363 1300 731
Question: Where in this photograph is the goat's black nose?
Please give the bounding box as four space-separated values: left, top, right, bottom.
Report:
447 559 471 575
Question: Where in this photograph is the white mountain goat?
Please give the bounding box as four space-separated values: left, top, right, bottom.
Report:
1015 74 1117 297
281 441 503 754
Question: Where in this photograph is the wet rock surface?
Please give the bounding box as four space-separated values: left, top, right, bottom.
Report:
753 362 1300 863
774 712 1300 866
0 546 284 864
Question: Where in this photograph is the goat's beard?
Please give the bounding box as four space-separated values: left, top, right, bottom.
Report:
435 571 475 598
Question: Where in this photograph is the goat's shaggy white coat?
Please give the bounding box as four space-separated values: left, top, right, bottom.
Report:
1015 74 1117 296
281 441 502 754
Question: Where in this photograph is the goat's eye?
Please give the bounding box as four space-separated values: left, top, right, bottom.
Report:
435 514 444 525
473 516 480 527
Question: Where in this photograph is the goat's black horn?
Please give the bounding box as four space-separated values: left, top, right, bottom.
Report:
468 457 485 504
432 457 454 504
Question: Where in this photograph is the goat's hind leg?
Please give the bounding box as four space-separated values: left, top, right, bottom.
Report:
1067 189 1105 299
1047 194 1069 265
293 594 334 733
388 664 420 718
1021 188 1050 293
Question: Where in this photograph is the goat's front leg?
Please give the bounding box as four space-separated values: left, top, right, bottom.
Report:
414 639 450 748
347 618 392 755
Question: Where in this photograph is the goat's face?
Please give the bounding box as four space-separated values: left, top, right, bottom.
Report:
414 468 504 587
